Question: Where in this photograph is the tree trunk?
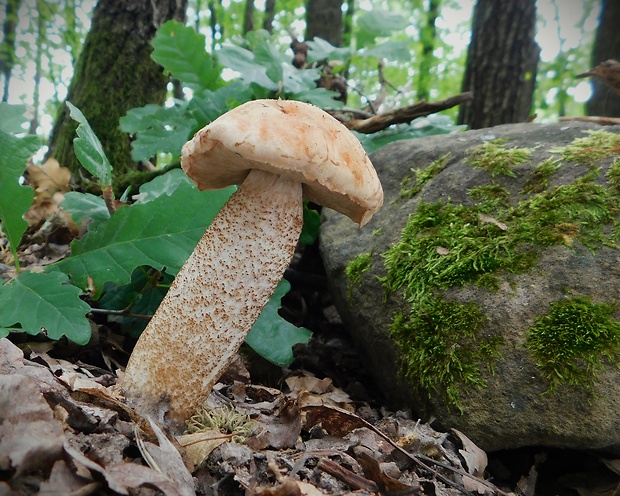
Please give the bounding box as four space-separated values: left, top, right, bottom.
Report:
416 0 440 102
586 0 620 117
342 0 354 48
46 0 186 192
305 0 343 46
0 0 21 102
243 0 254 34
262 0 275 33
457 0 539 129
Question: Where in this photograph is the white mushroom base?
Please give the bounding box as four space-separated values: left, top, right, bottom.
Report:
121 169 304 425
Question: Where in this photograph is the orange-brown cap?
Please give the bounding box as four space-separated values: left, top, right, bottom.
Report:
181 99 383 226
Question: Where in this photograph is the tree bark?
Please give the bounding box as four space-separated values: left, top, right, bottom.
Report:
457 0 539 129
47 0 187 191
416 0 440 102
0 0 21 102
262 0 275 33
342 0 354 48
305 0 343 46
243 0 254 34
586 0 620 117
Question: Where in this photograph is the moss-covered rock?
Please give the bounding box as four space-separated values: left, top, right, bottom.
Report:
320 122 620 453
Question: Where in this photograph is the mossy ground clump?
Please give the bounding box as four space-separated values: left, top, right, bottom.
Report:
527 297 620 393
372 132 620 408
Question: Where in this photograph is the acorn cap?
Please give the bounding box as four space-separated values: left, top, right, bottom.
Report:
181 99 383 226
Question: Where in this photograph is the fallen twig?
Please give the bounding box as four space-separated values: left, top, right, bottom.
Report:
336 92 473 134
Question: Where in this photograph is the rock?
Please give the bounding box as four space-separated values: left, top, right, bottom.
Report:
319 122 620 453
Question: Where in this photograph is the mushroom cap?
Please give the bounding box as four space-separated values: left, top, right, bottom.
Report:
181 99 383 226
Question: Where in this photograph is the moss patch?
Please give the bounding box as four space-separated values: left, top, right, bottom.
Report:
527 297 620 393
467 139 532 177
400 153 451 199
521 159 561 194
391 296 501 410
345 252 373 298
553 130 620 166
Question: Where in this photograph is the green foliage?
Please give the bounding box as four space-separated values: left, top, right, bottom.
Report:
1 104 311 367
0 111 38 269
120 21 344 164
119 104 197 162
61 191 110 230
355 115 465 154
0 271 91 344
67 101 113 187
151 20 222 91
527 297 620 393
245 280 312 367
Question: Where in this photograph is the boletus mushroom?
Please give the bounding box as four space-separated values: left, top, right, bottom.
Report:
121 99 383 426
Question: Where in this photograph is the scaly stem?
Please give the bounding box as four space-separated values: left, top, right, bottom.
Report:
121 169 303 426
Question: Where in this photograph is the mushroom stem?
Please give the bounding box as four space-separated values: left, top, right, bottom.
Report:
121 168 304 425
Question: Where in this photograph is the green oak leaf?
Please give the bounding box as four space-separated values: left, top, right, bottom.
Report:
0 271 91 344
0 130 38 263
67 101 113 187
152 20 222 90
246 279 312 367
52 181 234 297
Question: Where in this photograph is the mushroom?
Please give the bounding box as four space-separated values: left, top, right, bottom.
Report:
120 99 383 426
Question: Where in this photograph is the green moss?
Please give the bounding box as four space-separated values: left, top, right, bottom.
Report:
467 139 532 177
345 252 373 298
391 296 502 411
607 159 620 195
553 130 620 166
372 228 383 237
468 184 510 211
400 153 451 199
527 297 620 393
521 159 561 194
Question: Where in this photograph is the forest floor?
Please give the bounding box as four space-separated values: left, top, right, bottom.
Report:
1 228 620 496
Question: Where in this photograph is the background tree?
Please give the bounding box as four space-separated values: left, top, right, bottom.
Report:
243 0 254 34
305 0 343 46
586 0 620 117
262 0 276 33
46 0 187 191
0 0 21 102
416 0 440 102
458 0 540 129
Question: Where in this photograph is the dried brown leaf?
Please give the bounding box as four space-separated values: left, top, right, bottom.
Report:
451 429 489 494
0 374 66 477
478 213 507 231
177 430 229 471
